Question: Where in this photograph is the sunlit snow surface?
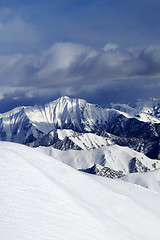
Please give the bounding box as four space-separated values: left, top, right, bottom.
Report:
0 142 160 240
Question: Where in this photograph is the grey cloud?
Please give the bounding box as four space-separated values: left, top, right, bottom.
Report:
0 77 160 113
0 42 160 87
67 44 160 82
138 45 160 76
0 42 160 107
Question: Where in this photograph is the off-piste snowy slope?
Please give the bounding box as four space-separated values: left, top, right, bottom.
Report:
0 142 160 240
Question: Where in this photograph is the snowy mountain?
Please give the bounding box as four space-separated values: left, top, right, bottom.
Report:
42 129 111 150
110 98 160 123
38 144 160 176
1 142 160 240
0 96 160 159
136 98 160 119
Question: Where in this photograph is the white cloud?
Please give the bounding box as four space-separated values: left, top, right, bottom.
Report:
103 43 119 51
34 42 93 83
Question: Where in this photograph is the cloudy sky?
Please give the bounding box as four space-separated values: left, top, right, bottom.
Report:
0 0 160 112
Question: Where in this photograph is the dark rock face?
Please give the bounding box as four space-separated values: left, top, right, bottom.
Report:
82 164 125 179
99 131 160 160
81 156 153 179
129 158 150 173
52 137 82 151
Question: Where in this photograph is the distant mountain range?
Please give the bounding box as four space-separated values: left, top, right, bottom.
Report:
0 96 160 160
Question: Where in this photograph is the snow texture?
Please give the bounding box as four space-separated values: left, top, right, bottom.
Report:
1 142 160 240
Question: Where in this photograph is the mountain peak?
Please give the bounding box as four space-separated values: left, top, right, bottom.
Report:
57 95 70 101
47 96 87 109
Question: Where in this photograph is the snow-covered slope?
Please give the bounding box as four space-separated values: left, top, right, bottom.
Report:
0 142 160 240
37 144 160 175
122 168 160 193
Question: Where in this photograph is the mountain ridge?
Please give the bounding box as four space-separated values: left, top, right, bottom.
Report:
0 96 160 159
1 96 160 123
